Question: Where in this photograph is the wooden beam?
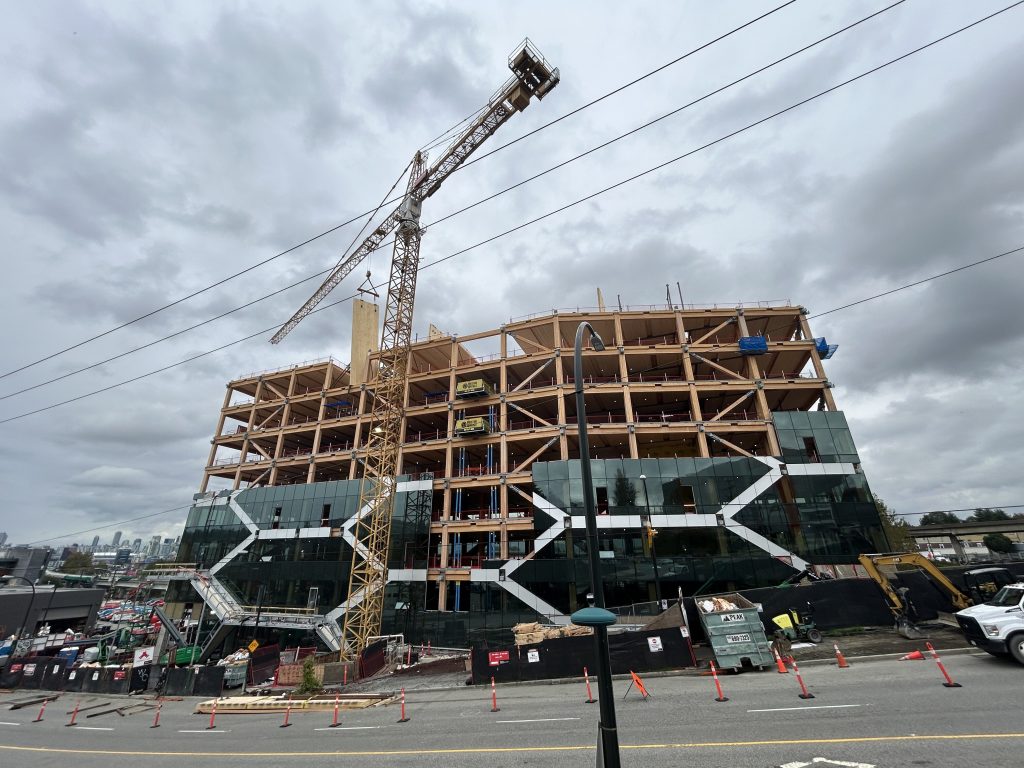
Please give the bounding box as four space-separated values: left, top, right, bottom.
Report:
689 352 746 381
255 404 284 430
511 357 555 392
262 380 287 400
507 400 554 428
708 390 756 422
704 430 755 458
690 316 736 346
511 436 560 474
510 332 551 354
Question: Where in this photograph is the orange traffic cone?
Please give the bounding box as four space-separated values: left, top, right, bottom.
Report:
900 649 925 661
773 647 789 674
834 643 850 668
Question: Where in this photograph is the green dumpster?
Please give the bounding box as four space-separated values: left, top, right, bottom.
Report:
696 593 773 672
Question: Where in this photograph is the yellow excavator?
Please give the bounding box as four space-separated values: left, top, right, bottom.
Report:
857 553 1015 639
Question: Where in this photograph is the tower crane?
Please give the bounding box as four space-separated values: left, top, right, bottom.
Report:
270 40 559 659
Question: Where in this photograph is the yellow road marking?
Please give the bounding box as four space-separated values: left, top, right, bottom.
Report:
0 732 1022 758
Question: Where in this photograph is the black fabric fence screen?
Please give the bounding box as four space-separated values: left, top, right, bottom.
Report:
471 627 694 684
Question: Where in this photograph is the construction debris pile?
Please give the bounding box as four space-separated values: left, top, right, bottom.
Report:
697 597 740 613
512 622 593 646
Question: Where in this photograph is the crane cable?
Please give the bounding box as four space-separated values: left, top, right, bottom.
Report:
1 0 907 402
2 2 1022 424
0 1 797 382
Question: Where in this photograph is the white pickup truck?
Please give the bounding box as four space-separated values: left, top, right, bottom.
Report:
955 582 1024 665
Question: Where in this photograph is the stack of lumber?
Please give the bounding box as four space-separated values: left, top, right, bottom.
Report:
511 622 593 645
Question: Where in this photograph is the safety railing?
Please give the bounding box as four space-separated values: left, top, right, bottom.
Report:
508 300 793 324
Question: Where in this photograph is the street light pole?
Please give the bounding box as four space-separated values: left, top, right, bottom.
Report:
638 474 663 608
572 321 621 768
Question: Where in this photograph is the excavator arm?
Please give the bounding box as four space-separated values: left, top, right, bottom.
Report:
858 552 973 639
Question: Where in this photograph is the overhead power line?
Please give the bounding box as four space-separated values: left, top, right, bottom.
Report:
807 246 1024 319
2 3 1021 425
2 234 1017 426
891 505 1024 519
27 504 194 546
1 0 909 402
0 282 384 426
0 2 796 382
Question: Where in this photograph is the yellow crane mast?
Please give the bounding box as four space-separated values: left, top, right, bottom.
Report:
271 40 559 659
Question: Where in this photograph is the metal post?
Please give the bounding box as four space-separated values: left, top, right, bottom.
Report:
574 321 620 768
639 475 662 608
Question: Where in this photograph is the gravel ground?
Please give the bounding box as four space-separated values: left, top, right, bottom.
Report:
791 622 968 661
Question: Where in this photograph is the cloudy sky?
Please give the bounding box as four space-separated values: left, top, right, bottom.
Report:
1 0 1022 546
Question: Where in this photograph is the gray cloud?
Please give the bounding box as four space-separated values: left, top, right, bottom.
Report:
1 1 1021 546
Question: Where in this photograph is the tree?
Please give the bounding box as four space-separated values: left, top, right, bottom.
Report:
62 551 95 573
983 533 1016 554
969 508 1010 522
919 511 961 526
296 656 323 695
612 470 636 509
874 495 914 552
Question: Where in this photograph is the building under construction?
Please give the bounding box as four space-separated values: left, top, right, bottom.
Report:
167 301 887 651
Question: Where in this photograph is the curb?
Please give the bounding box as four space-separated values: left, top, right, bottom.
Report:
797 646 978 666
397 646 982 694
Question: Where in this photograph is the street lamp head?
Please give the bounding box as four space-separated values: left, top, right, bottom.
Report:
591 333 606 352
639 474 646 480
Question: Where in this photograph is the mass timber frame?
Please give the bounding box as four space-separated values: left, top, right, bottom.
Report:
202 304 835 612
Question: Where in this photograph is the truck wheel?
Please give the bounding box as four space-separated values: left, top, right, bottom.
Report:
806 629 823 644
1009 634 1024 666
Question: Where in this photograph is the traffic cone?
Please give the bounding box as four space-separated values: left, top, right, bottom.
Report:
583 667 596 704
833 643 850 668
925 642 962 688
397 688 410 723
773 647 789 674
900 650 925 661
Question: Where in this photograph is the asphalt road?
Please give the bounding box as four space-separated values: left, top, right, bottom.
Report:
1 651 1022 768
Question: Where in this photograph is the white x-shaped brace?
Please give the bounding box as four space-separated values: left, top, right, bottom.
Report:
389 459 859 624
207 462 859 627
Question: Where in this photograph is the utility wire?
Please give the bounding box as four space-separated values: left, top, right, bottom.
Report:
3 3 1021 425
0 0 908 401
0 267 333 402
0 2 796 382
0 282 383 426
27 504 194 546
1 233 1016 427
456 1 798 172
807 246 1024 319
420 0 1024 270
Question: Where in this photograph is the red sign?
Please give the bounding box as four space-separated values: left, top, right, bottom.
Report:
10 663 23 673
488 650 510 666
113 670 126 680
